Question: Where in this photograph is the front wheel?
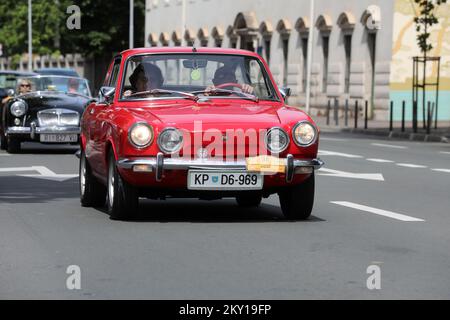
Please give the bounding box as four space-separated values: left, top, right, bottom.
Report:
278 173 315 220
0 133 7 150
6 136 21 153
79 149 106 207
107 150 139 220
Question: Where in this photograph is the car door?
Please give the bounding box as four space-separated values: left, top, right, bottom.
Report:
89 57 121 178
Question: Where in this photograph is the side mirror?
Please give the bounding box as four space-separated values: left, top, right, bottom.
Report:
279 87 291 100
7 89 15 97
98 86 115 104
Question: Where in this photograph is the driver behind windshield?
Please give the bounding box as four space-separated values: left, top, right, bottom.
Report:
1 79 32 104
123 63 164 97
206 66 254 95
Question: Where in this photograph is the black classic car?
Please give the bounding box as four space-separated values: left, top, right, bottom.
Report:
0 75 92 153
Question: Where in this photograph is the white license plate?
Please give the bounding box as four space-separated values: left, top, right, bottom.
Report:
188 171 263 190
40 134 78 143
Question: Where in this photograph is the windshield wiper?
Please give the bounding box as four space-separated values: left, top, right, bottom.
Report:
127 89 198 101
190 88 259 102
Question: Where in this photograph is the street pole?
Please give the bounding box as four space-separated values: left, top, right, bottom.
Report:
305 0 315 114
129 0 134 49
28 0 32 71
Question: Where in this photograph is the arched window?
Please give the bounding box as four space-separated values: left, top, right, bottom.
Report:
226 26 238 48
148 33 158 47
277 19 292 87
315 14 333 93
259 21 273 65
171 31 181 46
337 12 356 93
197 28 209 47
184 29 195 47
211 26 224 48
159 32 169 46
295 17 310 92
233 11 258 51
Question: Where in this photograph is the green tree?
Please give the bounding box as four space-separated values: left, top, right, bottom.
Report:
414 0 448 54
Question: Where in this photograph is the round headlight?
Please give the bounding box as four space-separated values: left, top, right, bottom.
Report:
128 123 154 148
292 121 317 146
10 101 27 117
157 128 183 154
265 127 289 153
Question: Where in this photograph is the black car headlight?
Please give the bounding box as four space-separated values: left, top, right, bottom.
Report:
157 128 183 154
128 122 154 148
10 101 27 117
265 127 289 153
292 121 317 146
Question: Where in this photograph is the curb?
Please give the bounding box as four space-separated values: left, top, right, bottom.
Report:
334 128 450 143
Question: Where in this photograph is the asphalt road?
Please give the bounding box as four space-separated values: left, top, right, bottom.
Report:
1 134 450 299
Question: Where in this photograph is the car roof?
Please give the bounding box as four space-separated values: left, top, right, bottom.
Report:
34 68 79 77
0 70 37 76
119 47 261 60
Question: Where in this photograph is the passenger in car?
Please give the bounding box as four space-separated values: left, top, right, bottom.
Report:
123 63 164 97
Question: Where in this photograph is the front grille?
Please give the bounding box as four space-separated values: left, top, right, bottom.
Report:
37 109 79 127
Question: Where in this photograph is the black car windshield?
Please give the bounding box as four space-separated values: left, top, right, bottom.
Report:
23 75 91 97
121 54 278 101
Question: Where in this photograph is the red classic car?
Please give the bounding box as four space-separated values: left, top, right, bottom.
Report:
79 47 323 220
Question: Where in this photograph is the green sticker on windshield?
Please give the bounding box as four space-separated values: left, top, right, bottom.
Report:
190 69 201 81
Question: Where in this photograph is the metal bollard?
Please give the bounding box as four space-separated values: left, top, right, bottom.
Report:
326 100 331 126
354 100 358 129
364 100 368 130
389 101 393 132
401 101 405 132
426 101 431 135
334 98 339 126
345 99 349 127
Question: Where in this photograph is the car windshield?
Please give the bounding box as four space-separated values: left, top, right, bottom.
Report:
0 74 21 89
120 54 277 101
23 75 91 97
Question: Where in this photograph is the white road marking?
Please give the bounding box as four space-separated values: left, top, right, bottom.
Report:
439 151 450 155
366 158 395 163
330 201 425 222
372 143 408 149
431 168 450 173
0 166 77 181
318 150 363 158
320 137 347 142
318 168 384 181
0 154 11 156
396 163 428 168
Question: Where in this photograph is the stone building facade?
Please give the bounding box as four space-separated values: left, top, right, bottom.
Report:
145 0 450 121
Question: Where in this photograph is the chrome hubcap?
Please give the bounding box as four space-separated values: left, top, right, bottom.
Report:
108 161 115 208
80 156 86 196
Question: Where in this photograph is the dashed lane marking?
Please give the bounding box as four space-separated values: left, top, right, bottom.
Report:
318 168 384 181
318 150 364 158
366 158 395 163
371 143 408 149
439 151 450 155
330 201 425 222
431 168 450 173
396 163 428 168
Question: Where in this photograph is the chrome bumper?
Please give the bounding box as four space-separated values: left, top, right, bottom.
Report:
117 153 324 183
6 126 80 138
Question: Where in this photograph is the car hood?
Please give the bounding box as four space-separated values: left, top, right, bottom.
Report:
19 91 90 113
122 100 283 130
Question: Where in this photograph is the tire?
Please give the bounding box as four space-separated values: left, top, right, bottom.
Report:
79 149 106 207
6 136 21 154
0 133 7 150
107 150 139 220
236 193 262 207
278 173 315 220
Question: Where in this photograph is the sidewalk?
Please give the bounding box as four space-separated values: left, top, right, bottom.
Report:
314 115 450 143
